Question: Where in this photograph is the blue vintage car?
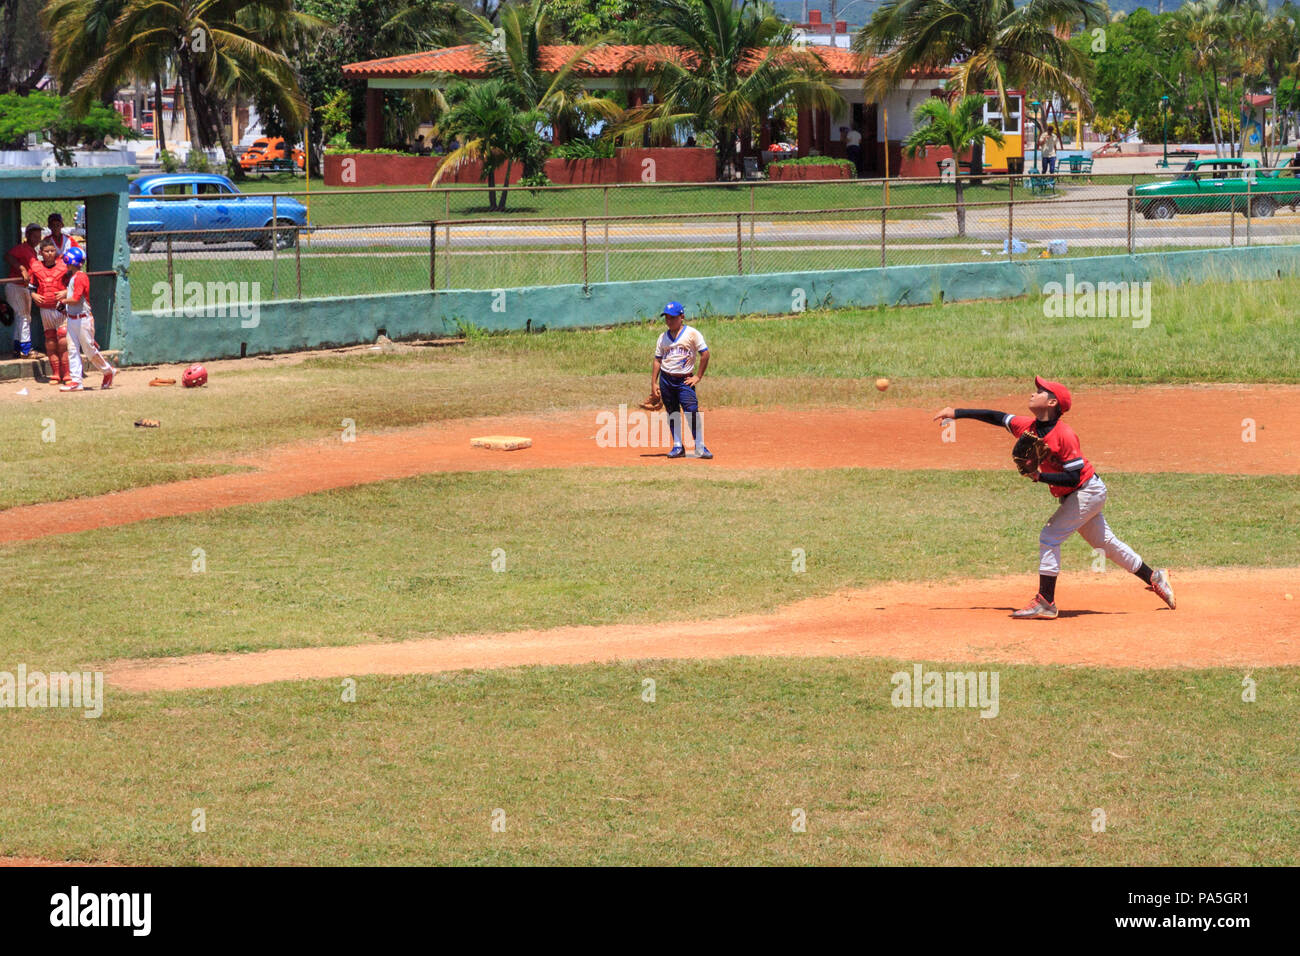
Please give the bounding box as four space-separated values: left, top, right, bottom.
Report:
76 174 309 254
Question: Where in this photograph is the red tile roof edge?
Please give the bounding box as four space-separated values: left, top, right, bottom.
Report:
343 43 950 81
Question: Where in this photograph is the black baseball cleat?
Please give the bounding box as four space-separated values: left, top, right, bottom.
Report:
667 446 686 458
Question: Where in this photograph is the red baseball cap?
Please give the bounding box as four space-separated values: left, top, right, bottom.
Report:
1034 375 1072 413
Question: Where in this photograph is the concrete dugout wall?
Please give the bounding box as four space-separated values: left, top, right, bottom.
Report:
0 166 133 351
118 244 1300 366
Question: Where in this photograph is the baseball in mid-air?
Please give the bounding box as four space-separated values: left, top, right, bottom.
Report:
875 378 890 392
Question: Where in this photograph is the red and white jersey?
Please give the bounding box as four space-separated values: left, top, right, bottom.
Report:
654 324 708 376
45 232 79 257
6 241 38 279
1004 414 1094 498
64 271 91 317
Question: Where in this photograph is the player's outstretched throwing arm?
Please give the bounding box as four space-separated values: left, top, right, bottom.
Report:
931 407 1076 487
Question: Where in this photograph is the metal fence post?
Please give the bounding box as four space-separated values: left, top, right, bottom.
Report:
166 235 174 289
271 195 279 298
1007 195 1014 261
430 221 437 290
444 222 451 290
1246 176 1252 247
295 229 302 298
880 206 886 268
1127 177 1135 254
582 218 589 290
736 213 743 275
1230 198 1237 247
444 190 450 221
603 186 610 283
749 184 756 273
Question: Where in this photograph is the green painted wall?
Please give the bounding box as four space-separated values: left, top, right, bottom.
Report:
117 244 1300 366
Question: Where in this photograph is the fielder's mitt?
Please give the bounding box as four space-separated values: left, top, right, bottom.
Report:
639 393 663 411
1012 430 1047 478
134 418 160 428
148 377 177 387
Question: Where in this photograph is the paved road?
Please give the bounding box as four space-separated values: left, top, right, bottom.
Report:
136 208 1300 260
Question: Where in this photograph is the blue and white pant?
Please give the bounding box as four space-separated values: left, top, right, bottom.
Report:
659 372 703 449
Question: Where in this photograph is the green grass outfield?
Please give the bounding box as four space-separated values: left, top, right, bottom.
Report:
4 274 1297 508
2 468 1293 665
1 660 1295 865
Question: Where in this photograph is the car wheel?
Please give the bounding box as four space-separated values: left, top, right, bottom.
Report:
1249 196 1276 219
127 233 153 254
1147 200 1176 221
258 218 299 251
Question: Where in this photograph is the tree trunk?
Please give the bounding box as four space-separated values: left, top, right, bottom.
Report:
487 165 498 212
955 177 966 238
154 72 167 153
499 158 513 212
0 0 18 92
177 61 203 154
213 96 243 180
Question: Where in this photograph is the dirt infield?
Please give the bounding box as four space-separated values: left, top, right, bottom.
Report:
1 385 1294 544
105 568 1298 692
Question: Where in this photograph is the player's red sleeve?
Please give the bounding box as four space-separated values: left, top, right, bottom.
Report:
73 272 90 300
1005 415 1035 437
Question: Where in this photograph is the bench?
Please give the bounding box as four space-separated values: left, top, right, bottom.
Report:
1156 149 1199 168
1027 175 1057 196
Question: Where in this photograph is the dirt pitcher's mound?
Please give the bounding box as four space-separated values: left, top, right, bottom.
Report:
106 568 1299 692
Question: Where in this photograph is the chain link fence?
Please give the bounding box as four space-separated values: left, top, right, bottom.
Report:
120 168 1300 310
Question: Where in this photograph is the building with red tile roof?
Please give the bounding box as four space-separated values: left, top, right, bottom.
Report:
339 41 1019 178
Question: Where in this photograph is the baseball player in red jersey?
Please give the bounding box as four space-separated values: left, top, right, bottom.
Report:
29 239 71 385
933 376 1176 619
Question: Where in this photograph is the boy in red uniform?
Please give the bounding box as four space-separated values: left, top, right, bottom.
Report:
29 239 70 385
933 376 1176 619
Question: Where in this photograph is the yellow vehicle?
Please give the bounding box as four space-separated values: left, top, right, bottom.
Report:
239 137 305 171
981 91 1026 173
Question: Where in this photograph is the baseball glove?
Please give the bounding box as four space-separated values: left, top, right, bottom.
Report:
639 393 663 411
1012 430 1047 478
134 418 160 428
149 377 177 387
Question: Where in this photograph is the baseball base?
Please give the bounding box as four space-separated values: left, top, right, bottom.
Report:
470 435 533 451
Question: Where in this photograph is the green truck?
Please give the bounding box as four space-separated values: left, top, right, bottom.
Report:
1132 157 1300 220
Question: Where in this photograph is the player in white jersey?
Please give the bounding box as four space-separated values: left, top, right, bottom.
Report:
650 301 712 459
44 213 80 258
56 247 115 391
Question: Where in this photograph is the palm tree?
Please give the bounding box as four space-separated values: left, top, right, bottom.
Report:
854 0 1106 174
65 0 315 177
621 0 843 180
903 95 1003 236
1164 1 1229 155
432 79 546 211
472 0 621 145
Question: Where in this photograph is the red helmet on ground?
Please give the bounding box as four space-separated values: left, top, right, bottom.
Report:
182 364 208 388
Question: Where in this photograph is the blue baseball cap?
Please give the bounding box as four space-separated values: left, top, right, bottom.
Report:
662 301 684 317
